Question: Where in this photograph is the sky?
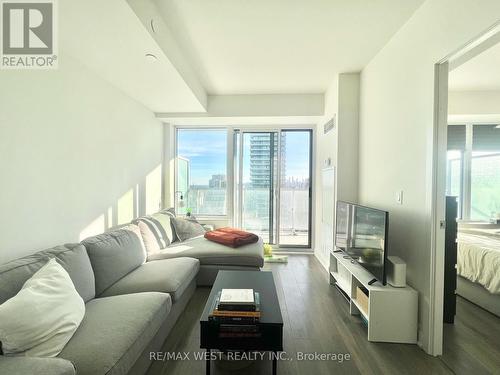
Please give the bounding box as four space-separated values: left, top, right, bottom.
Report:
178 130 227 185
177 130 310 186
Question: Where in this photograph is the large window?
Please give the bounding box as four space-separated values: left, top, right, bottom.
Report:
471 151 500 221
234 129 312 247
174 126 313 249
446 124 500 221
176 129 228 216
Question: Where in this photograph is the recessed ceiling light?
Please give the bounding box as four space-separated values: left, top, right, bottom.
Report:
150 19 156 33
145 53 158 62
496 124 500 129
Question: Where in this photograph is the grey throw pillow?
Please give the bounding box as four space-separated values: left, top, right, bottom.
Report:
171 217 206 242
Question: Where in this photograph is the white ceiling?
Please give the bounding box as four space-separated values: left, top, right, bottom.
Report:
154 0 424 95
60 0 206 113
449 41 500 91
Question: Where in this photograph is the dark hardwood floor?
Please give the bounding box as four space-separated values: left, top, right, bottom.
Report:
442 296 500 374
147 255 498 375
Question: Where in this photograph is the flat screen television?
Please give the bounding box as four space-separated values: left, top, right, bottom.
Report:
335 201 389 285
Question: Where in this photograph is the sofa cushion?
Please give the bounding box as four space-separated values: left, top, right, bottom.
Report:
148 236 264 268
82 224 146 296
58 292 171 375
0 244 95 304
159 207 176 217
100 257 199 302
132 212 175 255
0 259 85 357
171 217 206 242
0 357 76 375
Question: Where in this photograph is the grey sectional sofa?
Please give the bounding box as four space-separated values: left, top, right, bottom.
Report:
0 211 264 375
149 235 264 286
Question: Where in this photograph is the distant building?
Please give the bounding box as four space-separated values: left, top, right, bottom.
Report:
249 133 286 187
209 174 227 188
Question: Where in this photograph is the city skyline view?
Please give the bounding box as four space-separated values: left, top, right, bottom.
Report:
176 129 312 244
177 130 310 186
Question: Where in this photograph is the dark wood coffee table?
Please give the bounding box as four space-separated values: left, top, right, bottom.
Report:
200 270 283 375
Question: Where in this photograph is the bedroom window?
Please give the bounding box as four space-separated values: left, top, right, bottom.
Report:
447 124 500 221
175 129 228 216
470 151 500 221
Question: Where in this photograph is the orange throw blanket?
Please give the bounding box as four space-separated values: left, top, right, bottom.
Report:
204 227 259 248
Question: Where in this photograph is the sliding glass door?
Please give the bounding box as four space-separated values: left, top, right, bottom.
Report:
235 132 278 243
278 130 312 247
235 129 312 248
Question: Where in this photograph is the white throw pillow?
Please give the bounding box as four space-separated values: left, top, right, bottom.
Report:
0 258 85 357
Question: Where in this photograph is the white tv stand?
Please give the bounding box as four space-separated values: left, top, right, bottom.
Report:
329 250 418 344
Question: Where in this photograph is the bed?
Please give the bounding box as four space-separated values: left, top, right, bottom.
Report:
457 224 500 316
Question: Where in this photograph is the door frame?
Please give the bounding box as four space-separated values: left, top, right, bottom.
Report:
430 21 500 356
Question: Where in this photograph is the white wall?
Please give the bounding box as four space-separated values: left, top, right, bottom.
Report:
314 73 359 269
0 53 163 264
448 90 500 115
337 74 360 204
314 77 339 268
358 0 500 354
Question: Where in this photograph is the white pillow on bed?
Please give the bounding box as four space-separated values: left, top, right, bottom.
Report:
0 258 85 357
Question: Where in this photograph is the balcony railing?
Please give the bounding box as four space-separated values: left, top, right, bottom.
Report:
180 187 309 232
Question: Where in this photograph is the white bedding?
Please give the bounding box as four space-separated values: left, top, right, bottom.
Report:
457 230 500 294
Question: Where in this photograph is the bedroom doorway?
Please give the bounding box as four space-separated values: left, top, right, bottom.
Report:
432 21 500 369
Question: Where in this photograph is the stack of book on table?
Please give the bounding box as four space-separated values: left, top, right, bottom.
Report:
209 288 261 338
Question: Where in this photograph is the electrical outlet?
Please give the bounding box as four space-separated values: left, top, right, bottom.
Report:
396 190 404 205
